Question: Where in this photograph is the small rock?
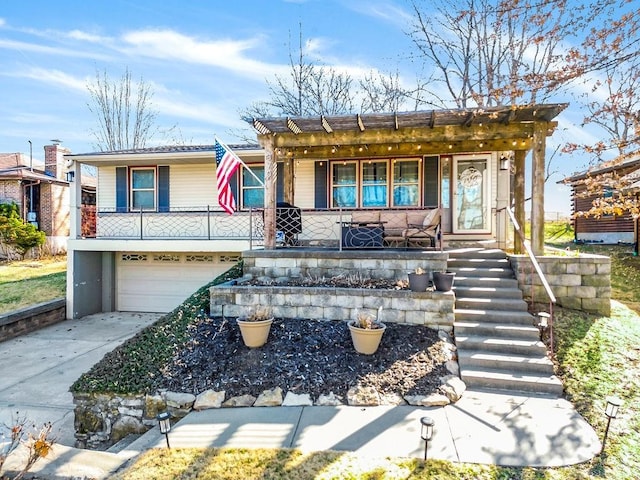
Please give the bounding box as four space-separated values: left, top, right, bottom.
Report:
111 416 146 442
379 392 407 405
445 360 460 376
404 393 450 406
315 392 343 406
223 394 256 407
440 375 466 402
438 329 453 342
254 387 284 406
282 392 313 406
194 390 225 410
347 385 380 406
164 391 195 409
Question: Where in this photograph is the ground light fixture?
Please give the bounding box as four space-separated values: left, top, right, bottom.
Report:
537 312 550 341
420 416 435 461
601 396 622 455
157 411 172 449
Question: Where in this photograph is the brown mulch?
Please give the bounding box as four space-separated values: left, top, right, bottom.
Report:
159 316 449 401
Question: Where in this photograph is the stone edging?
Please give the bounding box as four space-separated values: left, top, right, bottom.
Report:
73 330 465 449
0 298 66 343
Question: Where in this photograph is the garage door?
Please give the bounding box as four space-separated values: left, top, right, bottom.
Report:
116 252 239 312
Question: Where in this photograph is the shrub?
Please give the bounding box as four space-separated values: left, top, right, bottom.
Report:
0 202 46 259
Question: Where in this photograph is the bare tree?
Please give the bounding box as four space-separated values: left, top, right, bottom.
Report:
359 70 409 113
408 0 571 108
87 68 158 151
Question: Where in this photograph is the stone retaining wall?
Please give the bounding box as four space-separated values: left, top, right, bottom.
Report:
0 298 66 342
211 284 455 329
509 254 611 316
242 249 448 281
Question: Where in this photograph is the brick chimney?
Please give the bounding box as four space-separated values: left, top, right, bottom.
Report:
44 140 71 180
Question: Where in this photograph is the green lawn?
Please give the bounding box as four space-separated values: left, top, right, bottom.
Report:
0 256 67 314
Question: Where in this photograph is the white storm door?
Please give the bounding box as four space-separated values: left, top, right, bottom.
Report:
452 156 491 234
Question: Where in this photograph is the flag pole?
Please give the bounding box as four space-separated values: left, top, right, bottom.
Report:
215 137 265 187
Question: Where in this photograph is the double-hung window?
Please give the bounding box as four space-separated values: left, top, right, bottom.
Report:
242 165 265 208
392 160 420 207
332 162 358 207
130 168 156 210
362 161 388 207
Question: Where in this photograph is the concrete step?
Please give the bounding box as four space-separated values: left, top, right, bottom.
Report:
447 266 514 278
460 367 564 396
455 334 548 356
458 350 555 375
454 321 540 340
455 297 528 311
454 308 535 325
453 285 523 299
447 248 507 259
453 276 519 289
448 258 510 270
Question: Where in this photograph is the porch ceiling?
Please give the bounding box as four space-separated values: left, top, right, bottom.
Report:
254 104 568 159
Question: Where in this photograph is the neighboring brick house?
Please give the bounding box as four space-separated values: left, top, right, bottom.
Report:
0 142 96 254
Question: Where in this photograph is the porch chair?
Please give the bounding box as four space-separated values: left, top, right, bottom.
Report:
405 208 441 249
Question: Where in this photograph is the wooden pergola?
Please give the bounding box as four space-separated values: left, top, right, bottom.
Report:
253 104 568 255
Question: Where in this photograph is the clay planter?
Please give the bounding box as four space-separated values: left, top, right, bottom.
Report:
408 272 430 292
236 317 274 348
348 321 387 355
433 271 456 292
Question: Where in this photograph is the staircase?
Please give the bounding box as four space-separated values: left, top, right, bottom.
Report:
449 247 563 396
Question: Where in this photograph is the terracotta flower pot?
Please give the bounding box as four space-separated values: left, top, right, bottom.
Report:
348 321 386 355
236 317 273 348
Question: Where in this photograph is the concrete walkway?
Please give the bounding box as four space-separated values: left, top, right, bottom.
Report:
0 312 601 479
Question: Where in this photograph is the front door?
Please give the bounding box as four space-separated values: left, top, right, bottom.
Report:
452 155 491 234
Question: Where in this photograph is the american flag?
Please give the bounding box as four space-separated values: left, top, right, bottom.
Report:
214 139 243 214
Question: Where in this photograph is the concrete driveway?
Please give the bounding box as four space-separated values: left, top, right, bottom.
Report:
0 312 161 446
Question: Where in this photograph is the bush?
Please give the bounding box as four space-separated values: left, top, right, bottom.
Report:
70 261 244 394
0 202 46 259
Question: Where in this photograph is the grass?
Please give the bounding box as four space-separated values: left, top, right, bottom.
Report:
0 256 67 314
112 239 640 479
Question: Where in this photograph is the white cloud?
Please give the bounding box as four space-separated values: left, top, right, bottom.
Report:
120 29 287 78
0 38 112 61
0 18 6 28
342 0 413 29
14 67 87 92
67 29 112 44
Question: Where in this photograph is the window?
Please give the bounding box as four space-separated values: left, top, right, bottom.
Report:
362 161 388 207
332 162 358 207
242 165 264 208
392 160 420 206
131 168 156 210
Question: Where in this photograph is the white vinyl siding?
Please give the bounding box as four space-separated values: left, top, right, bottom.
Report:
294 161 316 208
98 167 116 210
170 164 217 209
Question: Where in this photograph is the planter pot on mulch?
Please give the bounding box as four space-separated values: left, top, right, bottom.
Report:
236 317 274 348
433 271 456 292
408 272 430 292
348 321 387 355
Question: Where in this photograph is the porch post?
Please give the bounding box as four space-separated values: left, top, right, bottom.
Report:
283 158 294 204
531 122 547 255
513 150 526 254
262 140 277 249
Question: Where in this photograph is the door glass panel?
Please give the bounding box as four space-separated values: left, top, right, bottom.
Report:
456 160 487 230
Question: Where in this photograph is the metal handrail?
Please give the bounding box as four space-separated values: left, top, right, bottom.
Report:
502 207 556 353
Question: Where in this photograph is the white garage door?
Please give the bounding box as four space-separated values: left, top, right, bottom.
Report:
116 252 239 312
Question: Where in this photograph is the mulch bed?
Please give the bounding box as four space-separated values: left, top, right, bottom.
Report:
159 316 449 401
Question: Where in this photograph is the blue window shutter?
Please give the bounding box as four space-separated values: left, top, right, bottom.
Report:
116 167 127 212
158 166 170 212
423 156 439 207
314 161 328 208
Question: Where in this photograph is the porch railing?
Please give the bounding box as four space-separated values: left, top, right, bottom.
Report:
502 206 557 353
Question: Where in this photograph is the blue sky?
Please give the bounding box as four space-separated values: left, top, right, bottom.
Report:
0 0 594 214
